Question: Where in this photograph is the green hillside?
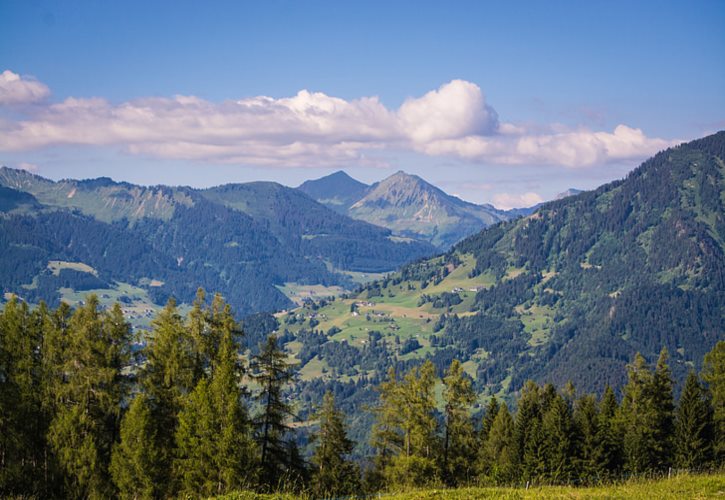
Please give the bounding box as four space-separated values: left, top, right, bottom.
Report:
276 132 725 440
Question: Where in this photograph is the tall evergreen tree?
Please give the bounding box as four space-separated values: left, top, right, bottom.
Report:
674 371 713 469
541 393 577 483
481 403 517 484
0 298 49 495
48 297 131 499
573 394 600 479
514 380 542 479
481 396 500 443
617 353 657 474
595 386 622 476
251 334 299 490
441 359 477 486
370 367 404 486
702 341 725 462
110 393 161 499
175 295 256 496
650 348 675 469
310 392 360 498
140 297 196 494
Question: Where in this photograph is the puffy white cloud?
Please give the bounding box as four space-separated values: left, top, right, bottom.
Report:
0 70 50 105
0 69 675 168
493 191 544 210
398 80 498 142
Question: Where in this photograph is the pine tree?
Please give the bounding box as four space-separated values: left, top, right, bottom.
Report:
674 371 713 469
0 298 48 495
251 334 298 489
618 353 657 474
110 393 161 499
482 403 517 484
174 295 257 496
702 341 725 462
175 377 218 496
441 359 477 486
48 296 131 498
650 348 675 469
310 392 360 498
541 393 577 483
370 367 404 486
386 360 439 487
481 396 500 443
140 297 196 494
514 380 542 478
573 394 600 480
595 386 622 476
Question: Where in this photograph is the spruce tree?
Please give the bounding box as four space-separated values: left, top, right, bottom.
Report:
370 367 404 485
674 371 713 469
650 348 675 469
617 353 657 474
573 394 600 480
702 341 725 462
482 403 517 484
595 386 622 476
514 380 542 478
251 334 298 489
310 392 360 497
541 393 577 483
441 359 477 486
140 297 196 494
175 295 256 496
110 393 161 499
0 298 48 495
48 296 131 499
481 396 500 443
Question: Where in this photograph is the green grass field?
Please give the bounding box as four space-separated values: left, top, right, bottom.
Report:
215 472 725 499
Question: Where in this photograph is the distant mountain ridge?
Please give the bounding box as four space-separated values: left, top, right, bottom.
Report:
0 168 435 315
298 170 523 248
297 170 369 213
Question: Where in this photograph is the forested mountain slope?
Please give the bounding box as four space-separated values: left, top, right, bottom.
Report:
0 169 435 316
274 133 725 429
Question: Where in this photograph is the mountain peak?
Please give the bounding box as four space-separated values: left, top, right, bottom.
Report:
297 170 370 213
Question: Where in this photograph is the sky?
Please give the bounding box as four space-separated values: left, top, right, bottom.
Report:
1 1 723 209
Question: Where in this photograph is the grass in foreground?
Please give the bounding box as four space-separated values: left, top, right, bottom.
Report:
216 471 725 499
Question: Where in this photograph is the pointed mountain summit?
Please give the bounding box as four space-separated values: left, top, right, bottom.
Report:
348 170 509 248
297 170 370 213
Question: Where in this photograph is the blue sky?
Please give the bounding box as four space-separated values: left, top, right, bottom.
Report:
1 0 723 207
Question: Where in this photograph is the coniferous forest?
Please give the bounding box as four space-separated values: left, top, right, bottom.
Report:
1 292 722 498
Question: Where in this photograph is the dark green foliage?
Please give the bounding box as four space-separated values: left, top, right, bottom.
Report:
702 341 725 462
674 372 714 468
251 334 302 490
110 393 161 499
310 392 360 497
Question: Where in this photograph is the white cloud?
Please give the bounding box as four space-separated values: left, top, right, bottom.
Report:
0 70 50 105
0 69 675 168
493 192 544 210
398 80 498 142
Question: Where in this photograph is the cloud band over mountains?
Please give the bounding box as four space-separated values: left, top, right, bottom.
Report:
0 70 675 168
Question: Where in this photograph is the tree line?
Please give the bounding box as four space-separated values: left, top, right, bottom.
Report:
1 292 723 498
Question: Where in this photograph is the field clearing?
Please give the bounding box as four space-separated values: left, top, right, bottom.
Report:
47 260 98 276
59 282 161 330
277 283 346 305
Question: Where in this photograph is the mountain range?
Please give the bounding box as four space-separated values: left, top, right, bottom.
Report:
299 170 528 248
0 168 437 316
